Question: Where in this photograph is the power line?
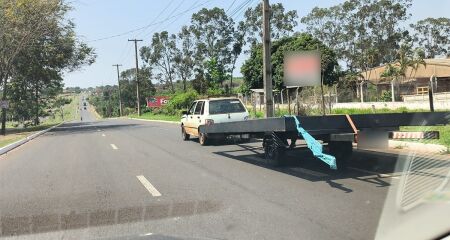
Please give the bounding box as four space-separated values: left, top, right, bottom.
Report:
229 0 253 18
144 0 211 40
225 0 238 13
231 0 257 21
138 0 192 39
133 0 177 39
87 0 213 42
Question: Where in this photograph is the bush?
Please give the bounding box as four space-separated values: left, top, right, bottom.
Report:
162 90 198 115
206 87 224 96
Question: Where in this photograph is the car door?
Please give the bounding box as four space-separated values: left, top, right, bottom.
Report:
192 101 205 133
184 101 197 136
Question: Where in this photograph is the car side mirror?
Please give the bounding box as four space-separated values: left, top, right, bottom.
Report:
181 110 188 115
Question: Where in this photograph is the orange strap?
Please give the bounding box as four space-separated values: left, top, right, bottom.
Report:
345 114 358 142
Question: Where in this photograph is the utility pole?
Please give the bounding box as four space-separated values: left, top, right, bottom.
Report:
112 64 123 116
262 0 274 118
128 39 143 116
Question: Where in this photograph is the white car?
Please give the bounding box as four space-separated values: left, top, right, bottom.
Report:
181 98 249 145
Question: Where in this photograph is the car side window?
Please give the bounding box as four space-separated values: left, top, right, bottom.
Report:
194 101 204 115
188 102 196 115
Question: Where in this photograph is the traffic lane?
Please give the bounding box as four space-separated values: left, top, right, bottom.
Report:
0 119 324 240
0 118 398 240
100 118 398 240
84 119 340 240
0 120 170 237
79 101 95 122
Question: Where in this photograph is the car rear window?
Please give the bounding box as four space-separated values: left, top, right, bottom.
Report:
209 99 246 114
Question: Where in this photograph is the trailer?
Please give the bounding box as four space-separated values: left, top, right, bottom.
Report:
198 112 450 170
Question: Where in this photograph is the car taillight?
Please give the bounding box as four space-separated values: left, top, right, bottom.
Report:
205 119 214 125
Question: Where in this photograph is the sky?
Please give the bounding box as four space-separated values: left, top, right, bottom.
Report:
64 0 450 88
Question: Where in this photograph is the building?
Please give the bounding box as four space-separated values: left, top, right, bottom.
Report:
359 58 450 101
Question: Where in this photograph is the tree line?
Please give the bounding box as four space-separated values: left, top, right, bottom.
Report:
0 0 96 134
103 0 450 114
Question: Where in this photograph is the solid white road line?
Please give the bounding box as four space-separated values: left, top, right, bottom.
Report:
136 175 162 197
110 144 118 150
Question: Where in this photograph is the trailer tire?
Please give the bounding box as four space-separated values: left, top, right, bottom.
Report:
181 126 190 141
264 145 285 166
263 133 286 167
329 141 353 170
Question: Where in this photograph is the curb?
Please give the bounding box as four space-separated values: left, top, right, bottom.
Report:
0 122 65 155
127 117 180 125
389 140 447 154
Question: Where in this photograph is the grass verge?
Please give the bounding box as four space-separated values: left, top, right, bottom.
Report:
400 125 450 149
0 123 60 148
129 112 180 122
0 94 79 148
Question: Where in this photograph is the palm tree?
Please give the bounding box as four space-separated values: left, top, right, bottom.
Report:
381 63 402 102
409 48 427 80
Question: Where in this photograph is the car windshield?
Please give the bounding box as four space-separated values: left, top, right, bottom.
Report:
209 99 246 114
1 0 450 240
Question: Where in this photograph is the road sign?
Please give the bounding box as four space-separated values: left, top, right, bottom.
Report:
0 100 9 109
284 51 321 87
147 96 169 108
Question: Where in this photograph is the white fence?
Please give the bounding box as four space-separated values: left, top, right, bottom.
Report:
332 92 450 110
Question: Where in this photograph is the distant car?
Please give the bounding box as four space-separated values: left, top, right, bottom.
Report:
83 102 87 106
181 98 249 145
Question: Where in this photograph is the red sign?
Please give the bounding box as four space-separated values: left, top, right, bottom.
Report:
147 96 169 108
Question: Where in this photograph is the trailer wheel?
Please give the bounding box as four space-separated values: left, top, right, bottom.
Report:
181 126 190 141
328 141 353 170
199 133 209 146
263 133 286 166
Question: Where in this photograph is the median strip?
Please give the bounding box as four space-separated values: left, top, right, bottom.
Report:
136 175 162 197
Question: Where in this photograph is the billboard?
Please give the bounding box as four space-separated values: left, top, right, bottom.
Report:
147 96 169 108
284 51 321 87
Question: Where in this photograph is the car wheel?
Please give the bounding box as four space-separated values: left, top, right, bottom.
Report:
181 126 190 141
199 133 208 146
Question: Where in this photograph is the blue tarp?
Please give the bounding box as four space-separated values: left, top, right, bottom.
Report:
288 116 337 170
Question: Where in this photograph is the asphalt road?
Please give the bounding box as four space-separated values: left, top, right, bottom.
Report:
0 102 407 240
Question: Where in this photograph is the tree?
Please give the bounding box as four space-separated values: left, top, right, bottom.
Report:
53 97 70 120
141 31 177 93
229 30 244 93
190 7 234 87
174 26 195 92
410 17 450 58
301 0 412 71
0 0 95 133
241 33 339 93
119 66 155 109
381 63 402 101
239 3 298 45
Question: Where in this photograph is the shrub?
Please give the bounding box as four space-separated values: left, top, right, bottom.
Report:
162 90 198 115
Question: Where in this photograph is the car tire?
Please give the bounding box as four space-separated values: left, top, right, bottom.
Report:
199 132 208 146
181 126 190 141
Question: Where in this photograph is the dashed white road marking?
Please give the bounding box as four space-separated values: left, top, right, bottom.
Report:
110 144 118 150
102 133 106 137
136 175 162 197
97 129 101 132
